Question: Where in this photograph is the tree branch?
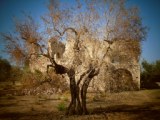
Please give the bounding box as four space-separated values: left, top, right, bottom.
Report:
77 68 92 86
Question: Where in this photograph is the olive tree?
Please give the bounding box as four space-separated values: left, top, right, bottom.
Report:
1 0 146 115
41 0 146 115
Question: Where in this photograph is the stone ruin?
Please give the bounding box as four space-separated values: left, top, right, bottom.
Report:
29 37 140 93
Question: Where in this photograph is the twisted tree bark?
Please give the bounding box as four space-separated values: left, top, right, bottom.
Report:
65 67 99 115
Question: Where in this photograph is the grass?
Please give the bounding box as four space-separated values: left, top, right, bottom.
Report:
57 102 66 111
0 88 160 120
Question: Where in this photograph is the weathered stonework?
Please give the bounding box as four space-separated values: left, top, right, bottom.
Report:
29 37 140 93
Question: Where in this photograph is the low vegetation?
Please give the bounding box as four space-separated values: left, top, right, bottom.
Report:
0 57 68 95
57 102 66 111
0 89 160 120
0 57 11 81
141 59 160 89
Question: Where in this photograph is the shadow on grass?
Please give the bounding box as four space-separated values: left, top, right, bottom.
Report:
0 111 62 120
91 103 159 113
90 102 160 120
0 103 160 120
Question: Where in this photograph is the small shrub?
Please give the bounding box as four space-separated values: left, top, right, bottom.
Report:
0 57 11 81
57 102 66 111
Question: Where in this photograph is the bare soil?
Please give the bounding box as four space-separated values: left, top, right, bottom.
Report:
0 82 160 120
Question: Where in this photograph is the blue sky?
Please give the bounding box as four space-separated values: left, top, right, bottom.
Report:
0 0 160 63
127 0 160 62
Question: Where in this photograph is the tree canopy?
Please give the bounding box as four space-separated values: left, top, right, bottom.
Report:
141 60 160 89
1 0 147 115
0 57 11 81
1 0 147 66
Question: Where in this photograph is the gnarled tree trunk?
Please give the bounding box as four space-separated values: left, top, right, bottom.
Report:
65 68 99 115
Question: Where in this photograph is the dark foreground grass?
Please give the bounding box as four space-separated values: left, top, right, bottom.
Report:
0 109 159 120
0 89 160 120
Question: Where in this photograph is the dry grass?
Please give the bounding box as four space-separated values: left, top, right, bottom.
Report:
0 89 160 120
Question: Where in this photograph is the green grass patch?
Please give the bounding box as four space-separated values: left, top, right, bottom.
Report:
57 102 66 111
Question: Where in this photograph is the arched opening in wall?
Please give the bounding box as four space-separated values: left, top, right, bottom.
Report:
110 68 136 92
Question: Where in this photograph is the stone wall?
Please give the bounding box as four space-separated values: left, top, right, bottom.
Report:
29 38 140 92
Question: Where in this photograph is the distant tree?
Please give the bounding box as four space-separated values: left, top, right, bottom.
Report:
1 0 147 115
141 60 160 89
1 15 42 66
0 57 11 81
9 66 23 84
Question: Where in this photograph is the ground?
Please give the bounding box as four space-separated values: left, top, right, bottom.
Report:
0 82 160 120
